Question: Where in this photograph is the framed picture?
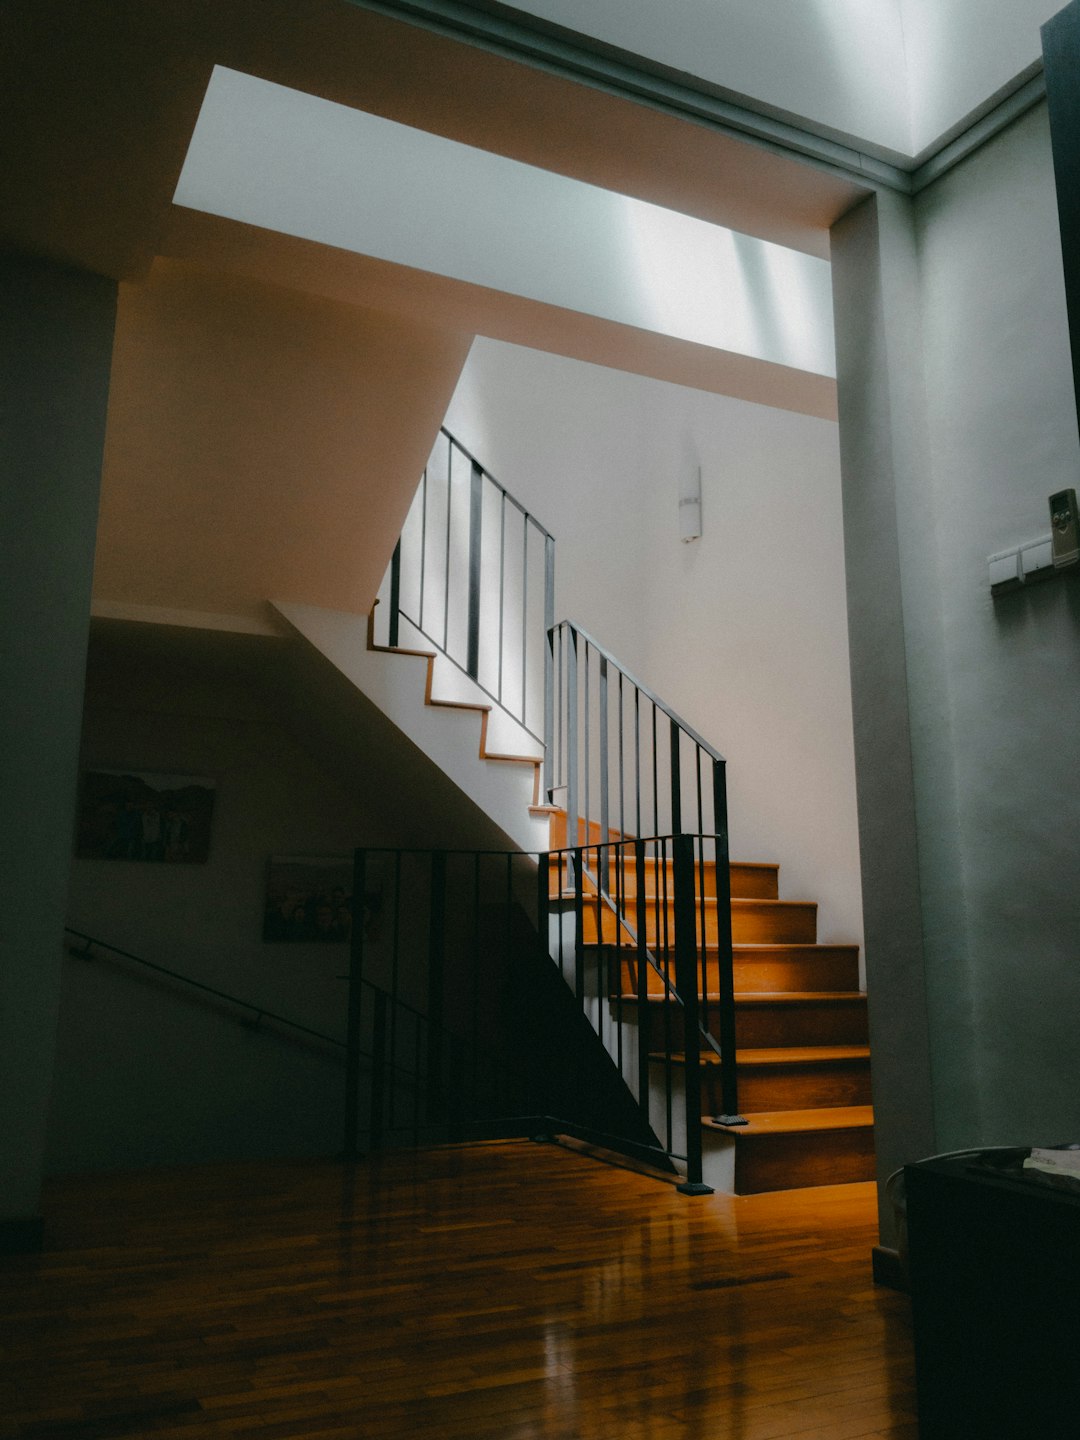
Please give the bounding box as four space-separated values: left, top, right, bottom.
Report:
263 855 353 943
76 769 216 863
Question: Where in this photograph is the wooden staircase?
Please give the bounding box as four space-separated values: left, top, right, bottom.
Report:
553 820 874 1195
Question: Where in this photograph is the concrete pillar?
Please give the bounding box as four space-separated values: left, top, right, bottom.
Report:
830 193 949 1248
0 249 116 1250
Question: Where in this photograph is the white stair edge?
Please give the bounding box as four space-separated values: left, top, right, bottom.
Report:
272 600 549 853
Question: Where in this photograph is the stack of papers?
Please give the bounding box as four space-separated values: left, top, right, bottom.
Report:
1023 1147 1080 1179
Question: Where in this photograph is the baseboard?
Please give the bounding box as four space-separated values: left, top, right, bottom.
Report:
871 1243 908 1292
0 1215 44 1255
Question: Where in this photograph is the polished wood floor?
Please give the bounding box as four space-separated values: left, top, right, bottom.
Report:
0 1142 916 1439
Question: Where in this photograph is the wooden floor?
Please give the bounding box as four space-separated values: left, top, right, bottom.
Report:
0 1142 916 1439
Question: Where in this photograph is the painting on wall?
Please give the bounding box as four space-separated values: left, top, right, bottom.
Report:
262 856 353 943
76 769 217 863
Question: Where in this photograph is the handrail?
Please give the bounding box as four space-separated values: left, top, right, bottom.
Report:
552 619 726 763
64 928 345 1049
436 427 555 541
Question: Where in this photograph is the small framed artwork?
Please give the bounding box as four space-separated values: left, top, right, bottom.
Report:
76 769 216 863
263 855 353 943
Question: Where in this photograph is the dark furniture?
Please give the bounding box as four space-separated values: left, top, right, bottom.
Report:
906 1152 1080 1438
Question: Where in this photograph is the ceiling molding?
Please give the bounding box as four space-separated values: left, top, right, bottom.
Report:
344 0 911 193
346 0 1050 202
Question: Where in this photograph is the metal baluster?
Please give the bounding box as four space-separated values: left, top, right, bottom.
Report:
520 517 529 726
443 442 453 653
498 491 506 705
635 838 650 1125
413 1010 422 1147
674 833 712 1192
343 846 367 1159
651 702 659 839
467 463 482 681
618 672 625 845
418 465 428 633
388 540 401 649
389 852 402 1134
566 630 579 852
634 687 641 838
599 656 609 888
660 838 673 1157
670 716 682 834
695 745 704 837
370 988 387 1151
712 759 742 1124
583 641 591 851
427 851 446 1125
543 536 555 802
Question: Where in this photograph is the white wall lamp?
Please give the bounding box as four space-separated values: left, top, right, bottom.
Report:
679 465 702 543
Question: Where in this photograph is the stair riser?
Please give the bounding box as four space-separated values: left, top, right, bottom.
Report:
731 1127 876 1194
733 951 860 992
704 1063 873 1112
551 862 778 902
582 901 817 947
615 949 861 995
629 1001 868 1049
611 861 778 901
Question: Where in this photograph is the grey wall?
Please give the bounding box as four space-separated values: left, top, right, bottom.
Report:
52 624 414 1174
912 101 1080 1145
0 250 116 1244
833 101 1080 1242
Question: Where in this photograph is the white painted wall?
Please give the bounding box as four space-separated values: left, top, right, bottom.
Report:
910 102 1080 1145
494 0 911 157
176 68 836 383
901 0 1061 154
443 340 863 948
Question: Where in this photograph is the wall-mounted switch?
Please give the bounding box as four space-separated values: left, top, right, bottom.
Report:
1020 537 1055 581
989 550 1023 594
1049 488 1079 569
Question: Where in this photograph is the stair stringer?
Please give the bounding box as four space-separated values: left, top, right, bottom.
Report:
272 601 549 853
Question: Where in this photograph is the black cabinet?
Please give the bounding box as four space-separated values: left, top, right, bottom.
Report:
906 1154 1080 1438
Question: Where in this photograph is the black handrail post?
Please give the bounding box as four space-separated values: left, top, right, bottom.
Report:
635 838 650 1120
712 760 743 1124
673 833 713 1194
566 627 579 853
370 988 387 1151
343 847 367 1160
670 716 682 835
599 655 610 883
467 461 483 680
543 537 555 801
427 850 447 1125
537 850 550 969
388 540 402 649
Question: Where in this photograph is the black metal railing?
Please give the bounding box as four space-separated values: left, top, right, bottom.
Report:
545 621 738 1123
372 428 555 747
347 836 739 1189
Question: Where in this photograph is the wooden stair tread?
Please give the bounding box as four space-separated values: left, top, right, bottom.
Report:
659 1045 870 1066
483 752 542 766
629 991 866 1006
731 1045 870 1065
427 697 492 714
704 1106 874 1137
368 641 437 660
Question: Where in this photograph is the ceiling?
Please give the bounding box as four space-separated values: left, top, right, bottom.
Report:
1 0 868 298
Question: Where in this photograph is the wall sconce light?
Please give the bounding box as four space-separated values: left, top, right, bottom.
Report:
679 465 702 543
